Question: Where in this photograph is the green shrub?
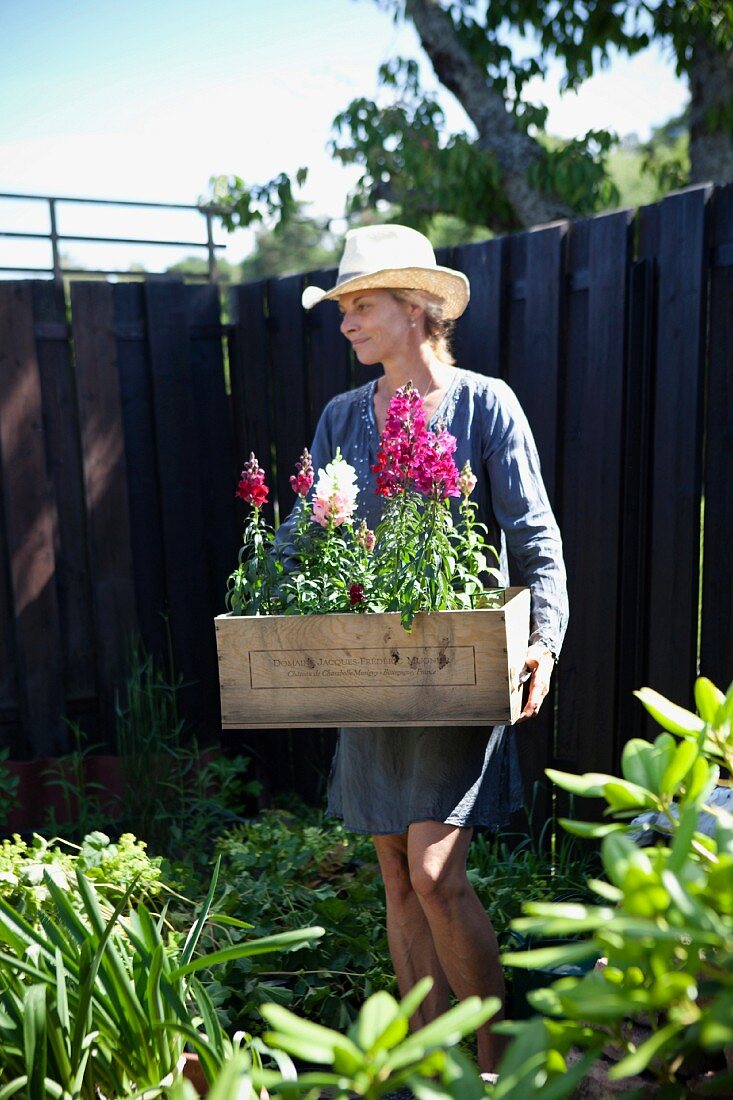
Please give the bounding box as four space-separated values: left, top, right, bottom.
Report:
192 798 600 1036
200 809 391 1032
0 830 164 921
0 857 323 1096
492 676 733 1097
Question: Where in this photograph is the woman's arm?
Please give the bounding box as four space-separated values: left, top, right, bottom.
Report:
481 380 568 718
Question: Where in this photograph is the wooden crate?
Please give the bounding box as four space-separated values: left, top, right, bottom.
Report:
215 587 530 728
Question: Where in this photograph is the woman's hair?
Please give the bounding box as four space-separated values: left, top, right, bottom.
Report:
388 289 456 366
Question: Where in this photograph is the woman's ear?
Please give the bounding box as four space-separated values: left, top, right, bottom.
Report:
408 303 424 328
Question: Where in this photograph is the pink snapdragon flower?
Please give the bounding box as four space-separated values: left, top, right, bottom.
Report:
290 447 314 497
373 382 428 497
413 427 460 500
236 452 269 508
373 382 460 501
311 450 359 527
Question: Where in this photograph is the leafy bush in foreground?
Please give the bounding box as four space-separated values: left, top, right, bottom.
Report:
492 676 733 1098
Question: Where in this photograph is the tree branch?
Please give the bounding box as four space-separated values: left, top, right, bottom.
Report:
405 0 574 227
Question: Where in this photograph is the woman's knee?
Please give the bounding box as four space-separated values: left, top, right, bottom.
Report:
406 822 472 908
408 853 469 909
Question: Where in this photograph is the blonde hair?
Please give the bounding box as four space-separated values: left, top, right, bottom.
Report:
389 289 456 366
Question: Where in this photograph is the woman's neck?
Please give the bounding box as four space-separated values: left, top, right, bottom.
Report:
379 345 450 400
373 346 455 434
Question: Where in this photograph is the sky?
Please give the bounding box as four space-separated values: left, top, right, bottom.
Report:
0 0 690 275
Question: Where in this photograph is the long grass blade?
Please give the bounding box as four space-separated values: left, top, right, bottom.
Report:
171 927 325 979
180 856 221 967
23 985 47 1100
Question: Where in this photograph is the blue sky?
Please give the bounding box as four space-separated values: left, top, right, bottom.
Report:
0 0 689 273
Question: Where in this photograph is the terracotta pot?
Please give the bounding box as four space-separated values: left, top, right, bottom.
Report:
181 1052 208 1096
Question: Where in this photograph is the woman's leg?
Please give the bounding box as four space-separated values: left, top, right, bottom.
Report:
372 831 451 1028
406 821 507 1073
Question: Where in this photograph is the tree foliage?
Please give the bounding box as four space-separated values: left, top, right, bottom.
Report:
210 0 733 245
239 207 340 282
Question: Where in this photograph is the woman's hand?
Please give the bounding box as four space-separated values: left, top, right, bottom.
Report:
517 644 555 722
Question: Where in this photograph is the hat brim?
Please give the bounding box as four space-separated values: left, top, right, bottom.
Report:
301 265 470 320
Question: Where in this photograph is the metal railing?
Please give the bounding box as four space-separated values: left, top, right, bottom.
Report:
0 191 228 281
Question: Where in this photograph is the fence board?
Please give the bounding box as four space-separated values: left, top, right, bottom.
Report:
556 211 631 773
228 282 275 527
33 281 96 708
452 237 504 377
502 224 566 817
113 283 168 658
617 259 657 745
185 283 238 618
0 282 65 756
264 273 326 790
2 186 729 821
0 469 16 720
267 274 309 522
638 187 710 709
553 219 588 773
144 280 219 737
71 282 138 741
700 184 733 691
305 267 354 423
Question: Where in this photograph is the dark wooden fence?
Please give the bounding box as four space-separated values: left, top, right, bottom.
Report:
1 183 731 818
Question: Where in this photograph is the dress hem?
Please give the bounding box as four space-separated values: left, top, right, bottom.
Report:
324 806 521 836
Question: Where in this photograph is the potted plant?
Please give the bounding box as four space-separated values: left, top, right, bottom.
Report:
216 384 529 729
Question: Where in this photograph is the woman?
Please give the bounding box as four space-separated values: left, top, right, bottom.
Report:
287 224 568 1075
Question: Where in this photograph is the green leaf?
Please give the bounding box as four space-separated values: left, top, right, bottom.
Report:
398 977 433 1022
686 755 718 802
557 818 624 839
699 993 733 1047
355 990 405 1052
545 769 613 797
604 778 653 810
557 975 639 1022
608 1022 679 1078
0 1080 30 1100
172 927 325 978
602 832 652 884
501 941 598 970
694 677 725 725
23 986 47 1100
261 1003 363 1073
386 997 499 1070
667 803 699 875
660 738 699 797
205 1050 252 1100
181 855 221 967
634 688 704 736
621 737 672 791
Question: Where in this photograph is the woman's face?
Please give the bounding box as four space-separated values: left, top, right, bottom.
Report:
338 289 414 366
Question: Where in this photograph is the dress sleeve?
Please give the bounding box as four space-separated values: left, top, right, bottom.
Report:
481 380 569 656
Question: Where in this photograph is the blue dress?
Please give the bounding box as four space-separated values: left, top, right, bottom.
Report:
279 368 569 835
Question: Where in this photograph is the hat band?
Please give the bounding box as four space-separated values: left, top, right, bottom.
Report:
336 266 438 286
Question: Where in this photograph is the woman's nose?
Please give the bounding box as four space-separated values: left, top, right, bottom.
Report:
340 312 355 334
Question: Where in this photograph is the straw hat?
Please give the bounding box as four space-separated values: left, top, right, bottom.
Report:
301 224 470 320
